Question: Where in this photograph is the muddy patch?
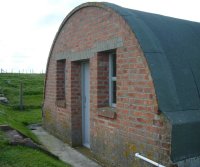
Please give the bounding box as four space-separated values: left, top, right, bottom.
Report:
0 125 38 148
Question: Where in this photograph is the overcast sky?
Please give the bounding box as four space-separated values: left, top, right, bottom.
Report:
0 0 199 73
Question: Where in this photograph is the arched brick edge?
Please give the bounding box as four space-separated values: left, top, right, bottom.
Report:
43 2 173 166
44 2 111 100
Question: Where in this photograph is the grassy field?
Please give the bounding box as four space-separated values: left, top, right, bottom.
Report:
0 73 69 167
0 73 44 141
0 73 44 109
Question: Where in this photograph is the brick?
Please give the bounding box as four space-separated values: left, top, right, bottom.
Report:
133 112 154 119
136 117 151 124
43 4 171 167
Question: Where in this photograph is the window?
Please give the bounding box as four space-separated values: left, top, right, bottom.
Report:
97 51 117 118
109 53 116 107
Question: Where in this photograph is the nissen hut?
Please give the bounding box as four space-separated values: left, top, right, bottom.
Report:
43 2 200 166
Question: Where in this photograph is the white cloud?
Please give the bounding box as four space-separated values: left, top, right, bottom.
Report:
0 0 199 73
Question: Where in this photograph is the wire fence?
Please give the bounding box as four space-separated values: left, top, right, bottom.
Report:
0 68 45 74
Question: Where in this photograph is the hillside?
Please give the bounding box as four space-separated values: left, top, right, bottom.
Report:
0 73 69 167
0 73 44 109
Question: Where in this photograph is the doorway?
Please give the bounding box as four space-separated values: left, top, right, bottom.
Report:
81 62 90 148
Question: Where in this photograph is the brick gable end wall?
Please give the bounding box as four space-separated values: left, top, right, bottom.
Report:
43 5 172 166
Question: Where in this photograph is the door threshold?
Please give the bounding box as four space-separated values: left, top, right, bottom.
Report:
83 143 90 149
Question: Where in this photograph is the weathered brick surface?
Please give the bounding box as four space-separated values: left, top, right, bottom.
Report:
43 4 172 166
97 52 109 108
56 60 66 101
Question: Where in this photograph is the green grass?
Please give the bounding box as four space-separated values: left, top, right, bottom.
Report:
0 144 68 167
0 73 44 109
0 105 41 142
0 73 70 167
0 73 44 141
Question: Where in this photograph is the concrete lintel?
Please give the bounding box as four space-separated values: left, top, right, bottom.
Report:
56 52 69 60
56 37 123 61
70 48 95 61
95 37 123 52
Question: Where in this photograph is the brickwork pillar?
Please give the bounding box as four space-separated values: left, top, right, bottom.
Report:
70 61 82 146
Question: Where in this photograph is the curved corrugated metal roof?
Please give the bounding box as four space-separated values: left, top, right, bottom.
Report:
105 2 200 114
104 3 200 162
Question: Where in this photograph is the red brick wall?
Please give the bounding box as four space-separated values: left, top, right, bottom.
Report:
43 4 172 166
56 59 66 101
70 62 82 146
97 52 110 108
